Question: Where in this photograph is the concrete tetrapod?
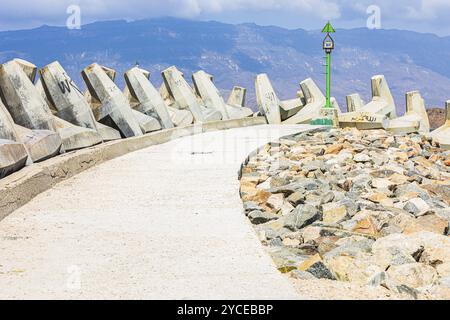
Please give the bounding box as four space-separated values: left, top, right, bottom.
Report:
255 73 307 124
282 78 333 124
0 139 27 179
82 63 147 137
192 70 253 120
39 63 119 141
227 86 247 109
255 74 282 124
39 61 121 142
0 101 28 178
346 94 365 112
339 75 396 129
84 64 161 134
0 92 61 164
0 60 101 152
124 66 174 129
388 91 430 134
161 66 222 123
158 83 193 127
430 100 450 150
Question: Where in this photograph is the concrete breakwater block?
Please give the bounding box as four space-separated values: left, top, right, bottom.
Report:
0 60 102 152
161 66 222 123
282 78 330 124
388 91 430 134
192 70 253 120
13 125 61 162
39 61 121 142
82 63 144 138
124 66 174 129
255 73 282 124
431 100 450 149
0 139 28 179
339 75 397 129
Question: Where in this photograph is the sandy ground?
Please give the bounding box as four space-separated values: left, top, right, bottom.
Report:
0 125 312 300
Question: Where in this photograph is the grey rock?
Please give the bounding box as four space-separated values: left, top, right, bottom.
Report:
287 191 305 206
387 247 417 266
403 198 431 217
320 191 335 204
324 238 375 260
269 237 283 246
368 271 388 287
284 205 322 231
248 210 278 225
243 201 262 213
394 183 431 201
436 208 450 222
354 153 372 163
290 270 317 280
396 285 419 300
305 261 336 280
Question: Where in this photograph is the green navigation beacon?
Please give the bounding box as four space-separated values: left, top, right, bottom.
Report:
311 21 338 127
322 21 335 109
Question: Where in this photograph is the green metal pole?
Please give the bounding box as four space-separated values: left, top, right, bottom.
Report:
326 52 331 108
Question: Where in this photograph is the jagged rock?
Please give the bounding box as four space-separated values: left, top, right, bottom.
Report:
298 254 336 280
248 210 278 225
386 263 439 289
266 193 285 211
284 205 321 231
403 198 431 216
289 270 317 280
321 202 348 224
403 214 449 235
240 129 450 296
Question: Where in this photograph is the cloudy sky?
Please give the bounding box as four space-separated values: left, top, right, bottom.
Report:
1 0 449 35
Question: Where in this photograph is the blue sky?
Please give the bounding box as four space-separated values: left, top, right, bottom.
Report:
1 0 450 36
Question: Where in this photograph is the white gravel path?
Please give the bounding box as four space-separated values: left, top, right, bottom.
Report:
0 124 312 299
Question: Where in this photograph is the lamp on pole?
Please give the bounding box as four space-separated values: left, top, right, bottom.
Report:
311 21 338 127
322 21 335 109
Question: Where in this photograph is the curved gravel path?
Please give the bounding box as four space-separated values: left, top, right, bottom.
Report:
0 124 312 299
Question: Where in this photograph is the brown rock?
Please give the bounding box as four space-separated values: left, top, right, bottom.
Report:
242 189 271 204
353 217 378 236
422 184 450 205
403 214 449 235
389 173 410 185
322 203 348 224
366 192 389 204
325 144 344 155
267 193 284 211
387 263 438 289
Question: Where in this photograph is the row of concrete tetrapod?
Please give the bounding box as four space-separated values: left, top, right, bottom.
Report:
1 58 449 179
0 59 253 178
254 73 449 149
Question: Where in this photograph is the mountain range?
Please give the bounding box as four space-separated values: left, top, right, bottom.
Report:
1 17 450 114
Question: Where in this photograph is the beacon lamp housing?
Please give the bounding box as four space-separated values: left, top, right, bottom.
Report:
323 34 334 53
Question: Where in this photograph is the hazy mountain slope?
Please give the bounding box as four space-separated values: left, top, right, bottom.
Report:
1 17 449 113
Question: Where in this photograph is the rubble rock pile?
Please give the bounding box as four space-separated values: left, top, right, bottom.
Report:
240 128 450 299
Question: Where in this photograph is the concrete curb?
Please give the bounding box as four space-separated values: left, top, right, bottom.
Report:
0 116 267 221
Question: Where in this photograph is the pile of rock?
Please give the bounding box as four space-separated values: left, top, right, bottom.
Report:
240 128 450 298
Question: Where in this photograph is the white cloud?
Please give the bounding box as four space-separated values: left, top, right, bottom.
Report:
0 0 448 34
